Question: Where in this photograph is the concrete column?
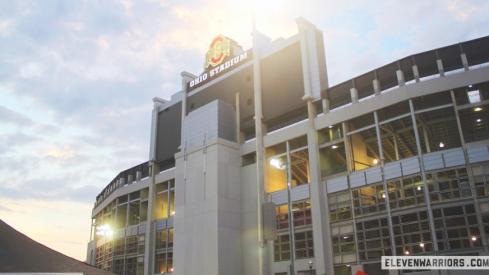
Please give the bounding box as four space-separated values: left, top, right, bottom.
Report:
306 128 332 275
396 69 405 87
450 90 488 251
374 111 397 256
297 18 316 129
261 121 268 136
236 93 242 144
180 72 196 120
409 99 439 253
322 98 330 114
373 79 381 95
437 59 445 77
350 88 359 103
461 53 469 71
412 65 420 82
144 161 159 275
150 97 166 162
252 27 270 275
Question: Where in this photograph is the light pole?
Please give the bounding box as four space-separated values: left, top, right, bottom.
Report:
308 260 313 275
270 141 295 275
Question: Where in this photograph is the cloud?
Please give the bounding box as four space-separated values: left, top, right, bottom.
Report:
0 132 40 153
0 174 100 204
0 203 12 212
0 106 35 126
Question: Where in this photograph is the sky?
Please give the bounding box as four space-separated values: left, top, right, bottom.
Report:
0 0 488 262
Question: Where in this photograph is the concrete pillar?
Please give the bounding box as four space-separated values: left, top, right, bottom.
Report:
461 53 469 71
322 98 330 114
236 93 242 144
307 128 333 275
180 72 196 119
297 18 317 129
396 69 405 87
252 27 271 275
412 65 420 82
150 97 166 162
350 88 359 103
409 99 440 253
373 79 381 95
437 59 445 77
173 140 243 275
144 161 159 275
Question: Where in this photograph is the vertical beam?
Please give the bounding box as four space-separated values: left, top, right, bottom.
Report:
236 92 241 144
412 65 420 83
374 111 397 256
252 22 268 275
144 161 158 275
409 99 439 253
308 127 333 275
180 72 195 119
150 98 166 162
350 88 359 104
461 53 469 71
393 134 399 160
423 125 431 153
397 70 405 87
450 90 488 251
437 59 445 77
322 98 330 114
297 19 316 129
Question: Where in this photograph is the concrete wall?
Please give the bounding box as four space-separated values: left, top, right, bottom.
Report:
173 138 242 275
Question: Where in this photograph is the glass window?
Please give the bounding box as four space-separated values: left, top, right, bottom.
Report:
266 139 310 193
318 124 343 144
319 142 347 177
434 204 482 250
352 183 386 216
276 201 311 231
459 105 489 143
346 113 379 172
274 230 314 261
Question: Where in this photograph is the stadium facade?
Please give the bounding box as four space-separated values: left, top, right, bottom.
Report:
86 18 489 275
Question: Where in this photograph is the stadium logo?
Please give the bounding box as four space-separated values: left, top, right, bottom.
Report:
205 35 230 68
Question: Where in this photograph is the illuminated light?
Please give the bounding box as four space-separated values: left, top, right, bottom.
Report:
96 224 112 237
171 211 175 215
382 194 386 199
475 107 482 111
332 145 338 149
329 125 333 129
477 118 482 123
439 142 444 148
405 251 410 255
373 159 379 164
417 186 422 191
343 236 348 239
472 236 477 241
346 265 351 267
420 243 425 247
270 158 284 169
170 268 174 272
469 84 473 88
